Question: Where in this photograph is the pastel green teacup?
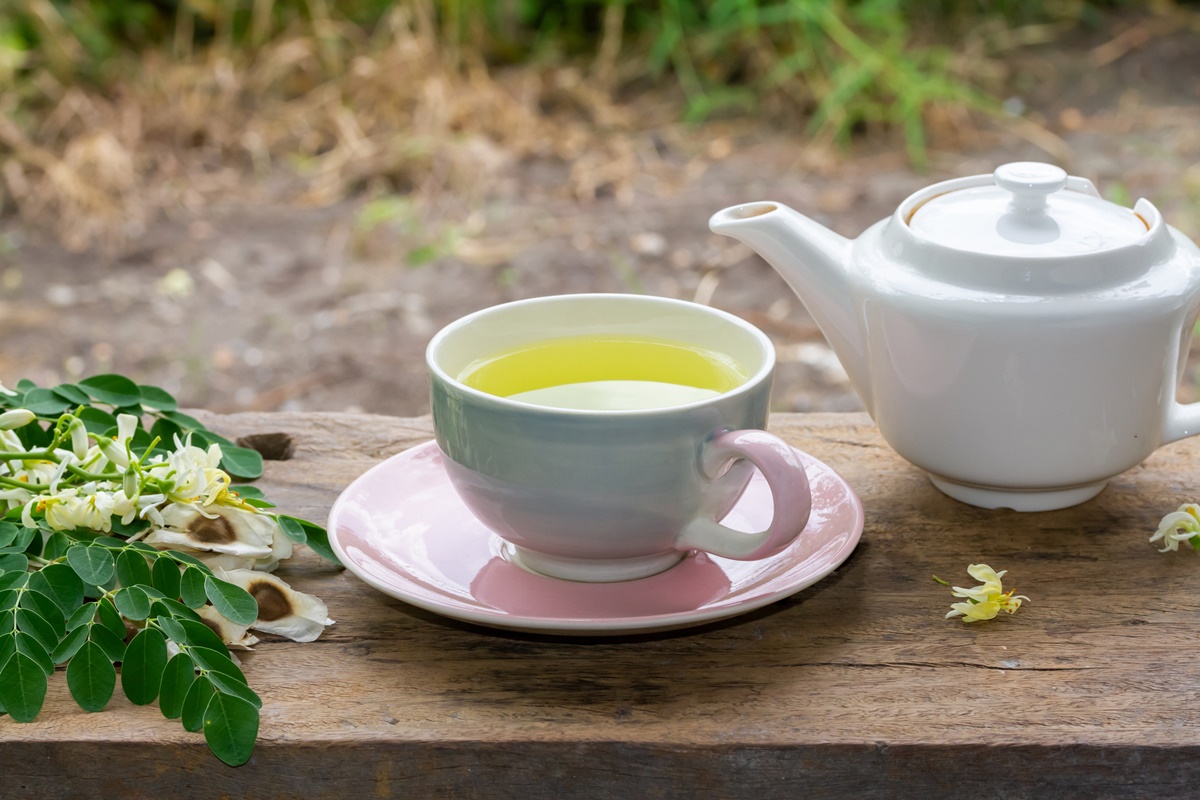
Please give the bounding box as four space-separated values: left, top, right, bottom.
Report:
426 293 813 583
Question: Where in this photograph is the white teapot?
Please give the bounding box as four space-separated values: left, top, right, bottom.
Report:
710 162 1200 511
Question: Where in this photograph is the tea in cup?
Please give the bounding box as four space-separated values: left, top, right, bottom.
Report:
426 293 813 582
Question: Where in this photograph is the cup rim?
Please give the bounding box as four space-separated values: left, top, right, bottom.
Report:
425 293 776 417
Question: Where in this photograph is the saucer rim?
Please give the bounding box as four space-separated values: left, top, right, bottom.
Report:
328 440 864 636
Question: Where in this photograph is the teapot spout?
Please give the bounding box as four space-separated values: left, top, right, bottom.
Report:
709 202 871 410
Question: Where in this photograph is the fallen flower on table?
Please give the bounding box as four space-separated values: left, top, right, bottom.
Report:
1149 503 1200 552
936 563 1029 623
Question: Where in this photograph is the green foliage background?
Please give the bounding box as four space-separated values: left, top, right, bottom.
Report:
0 0 1130 163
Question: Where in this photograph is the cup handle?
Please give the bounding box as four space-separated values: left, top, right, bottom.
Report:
676 429 813 560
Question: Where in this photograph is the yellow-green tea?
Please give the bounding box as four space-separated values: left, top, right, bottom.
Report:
458 335 747 411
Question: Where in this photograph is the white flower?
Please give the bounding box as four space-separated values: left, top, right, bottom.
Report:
66 418 89 459
144 503 291 571
195 604 259 650
0 409 35 430
214 568 333 643
40 488 114 533
143 435 227 506
95 414 139 470
1150 504 1200 553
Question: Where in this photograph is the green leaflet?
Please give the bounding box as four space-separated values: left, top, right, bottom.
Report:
51 625 89 664
121 628 168 706
202 693 260 767
136 385 178 412
113 586 153 621
181 675 215 733
217 446 264 481
15 608 58 652
88 624 127 664
159 653 196 720
66 545 116 587
204 576 257 626
66 641 116 713
179 567 208 609
151 557 182 600
29 564 84 614
77 374 142 407
0 651 48 722
115 549 154 588
13 630 54 676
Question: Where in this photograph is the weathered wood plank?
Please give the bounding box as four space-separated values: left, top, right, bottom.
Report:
4 411 1200 798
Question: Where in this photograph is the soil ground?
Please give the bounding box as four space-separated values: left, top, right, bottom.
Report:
3 24 1200 418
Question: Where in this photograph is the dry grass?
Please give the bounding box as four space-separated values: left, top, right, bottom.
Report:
5 1 1198 254
0 2 682 253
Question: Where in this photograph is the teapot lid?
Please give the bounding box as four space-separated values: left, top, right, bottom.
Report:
907 162 1150 257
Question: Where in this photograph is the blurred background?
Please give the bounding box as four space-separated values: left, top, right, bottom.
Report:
1 0 1199 416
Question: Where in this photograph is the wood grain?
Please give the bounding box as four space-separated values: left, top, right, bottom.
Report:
4 411 1200 798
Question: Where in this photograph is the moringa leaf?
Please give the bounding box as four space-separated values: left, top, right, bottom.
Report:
115 549 154 589
20 589 64 632
136 385 177 412
66 603 96 630
276 515 307 544
165 550 213 573
51 383 90 406
29 564 84 613
77 375 141 408
0 651 48 722
159 653 196 720
14 608 59 653
0 553 28 574
0 571 28 591
121 628 168 706
11 631 53 676
77 407 118 435
22 388 72 417
174 619 229 655
208 672 262 709
151 556 181 600
88 624 127 664
180 567 208 609
109 514 149 537
204 576 257 626
96 598 127 640
114 586 152 621
181 675 215 733
66 640 116 713
66 545 116 587
161 410 207 432
154 616 187 645
51 625 89 664
152 598 202 622
189 646 247 685
292 518 341 566
0 522 17 548
202 692 260 767
218 446 263 481
42 530 70 561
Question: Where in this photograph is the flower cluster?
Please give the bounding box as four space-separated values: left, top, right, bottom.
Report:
943 563 1029 623
0 407 332 647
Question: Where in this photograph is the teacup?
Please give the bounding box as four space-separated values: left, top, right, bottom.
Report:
426 293 813 582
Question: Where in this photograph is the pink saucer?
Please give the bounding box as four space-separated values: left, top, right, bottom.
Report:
328 441 864 635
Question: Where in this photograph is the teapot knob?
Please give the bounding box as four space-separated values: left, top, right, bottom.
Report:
994 162 1068 215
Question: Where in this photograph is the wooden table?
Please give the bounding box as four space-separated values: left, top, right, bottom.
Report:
5 411 1200 798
